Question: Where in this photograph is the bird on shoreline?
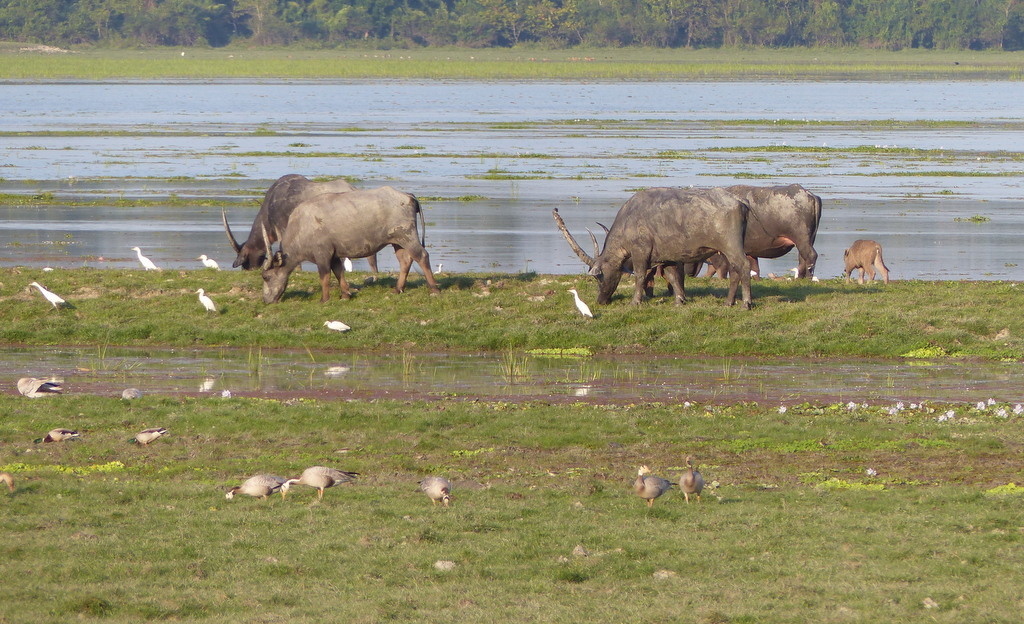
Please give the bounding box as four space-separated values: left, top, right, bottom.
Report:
324 320 350 332
568 288 593 318
29 282 67 309
226 475 287 500
197 288 217 312
130 427 168 446
420 476 453 507
634 465 672 507
197 254 220 270
131 246 161 271
17 377 63 398
679 456 705 503
282 466 359 501
35 428 80 444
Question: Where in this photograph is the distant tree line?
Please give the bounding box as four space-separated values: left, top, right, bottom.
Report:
2 0 1023 50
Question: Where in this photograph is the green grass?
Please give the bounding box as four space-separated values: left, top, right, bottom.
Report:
3 268 1023 360
3 46 1024 81
2 395 1024 622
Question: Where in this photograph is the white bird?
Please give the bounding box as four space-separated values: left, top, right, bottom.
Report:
196 289 217 312
121 387 143 400
130 427 168 445
282 466 359 501
324 320 350 332
436 263 444 275
226 475 287 500
197 255 220 270
29 282 66 308
568 289 593 318
18 377 63 397
343 257 354 272
130 247 161 271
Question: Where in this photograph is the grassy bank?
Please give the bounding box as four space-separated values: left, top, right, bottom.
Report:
2 267 1022 360
3 45 1024 81
2 394 1024 622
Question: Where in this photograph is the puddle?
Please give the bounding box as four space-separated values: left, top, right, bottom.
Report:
6 346 1023 406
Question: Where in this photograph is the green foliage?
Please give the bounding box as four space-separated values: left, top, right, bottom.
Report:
3 0 1024 50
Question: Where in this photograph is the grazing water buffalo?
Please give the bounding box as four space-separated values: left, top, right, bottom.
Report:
261 187 440 304
844 239 890 284
721 184 822 278
223 174 378 275
553 187 752 308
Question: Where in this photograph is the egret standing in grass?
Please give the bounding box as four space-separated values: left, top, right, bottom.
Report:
28 282 67 309
197 255 220 270
130 246 161 271
196 289 217 313
324 320 350 332
343 257 354 272
568 288 593 318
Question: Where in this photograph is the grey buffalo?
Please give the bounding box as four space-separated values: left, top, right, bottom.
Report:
723 184 822 278
553 187 752 308
223 174 378 274
261 187 440 304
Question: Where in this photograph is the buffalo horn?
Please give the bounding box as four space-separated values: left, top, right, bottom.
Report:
260 223 274 270
585 228 600 258
552 208 595 268
221 208 242 254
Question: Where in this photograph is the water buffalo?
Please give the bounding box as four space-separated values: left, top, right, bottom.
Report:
261 187 440 304
553 187 752 308
721 184 822 278
222 174 378 275
844 239 890 284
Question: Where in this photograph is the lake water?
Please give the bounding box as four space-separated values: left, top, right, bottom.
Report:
1 80 1023 280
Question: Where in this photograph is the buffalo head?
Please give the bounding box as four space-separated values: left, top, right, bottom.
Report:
259 224 291 303
222 208 270 270
552 208 626 304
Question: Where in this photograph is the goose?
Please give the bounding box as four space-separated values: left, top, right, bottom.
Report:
634 465 672 507
282 466 359 501
679 456 705 503
419 476 452 506
130 246 161 271
196 288 217 312
226 475 287 500
17 377 62 398
29 282 67 308
36 428 80 443
1 472 13 493
568 288 593 318
197 254 220 270
130 427 168 445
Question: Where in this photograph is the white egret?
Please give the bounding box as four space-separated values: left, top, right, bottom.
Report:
198 255 220 270
436 262 444 275
324 320 351 332
568 288 593 318
29 281 66 308
343 257 354 272
130 246 161 271
196 288 217 312
18 377 63 397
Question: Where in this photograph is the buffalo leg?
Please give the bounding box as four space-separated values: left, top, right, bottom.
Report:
330 257 353 299
367 254 379 282
317 267 333 303
632 257 652 304
748 257 761 278
661 265 687 305
393 246 414 293
722 252 752 309
796 246 817 279
874 257 890 284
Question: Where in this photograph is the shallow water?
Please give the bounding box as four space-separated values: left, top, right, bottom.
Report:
6 346 1024 406
3 80 1023 279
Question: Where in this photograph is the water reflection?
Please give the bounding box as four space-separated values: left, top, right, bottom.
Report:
6 346 1023 405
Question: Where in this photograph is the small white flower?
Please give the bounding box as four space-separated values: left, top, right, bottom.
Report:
221 389 232 398
988 398 997 406
976 401 986 410
1014 404 1023 415
846 401 857 411
997 408 1008 418
682 401 691 408
778 406 787 414
896 401 905 411
937 410 955 422
888 407 899 416
910 403 919 410
865 468 877 477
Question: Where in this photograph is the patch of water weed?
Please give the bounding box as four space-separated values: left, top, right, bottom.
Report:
499 348 529 383
816 478 886 491
984 482 1024 497
901 345 950 358
955 214 992 223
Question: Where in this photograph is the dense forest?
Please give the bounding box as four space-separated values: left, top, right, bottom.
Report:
2 0 1023 51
